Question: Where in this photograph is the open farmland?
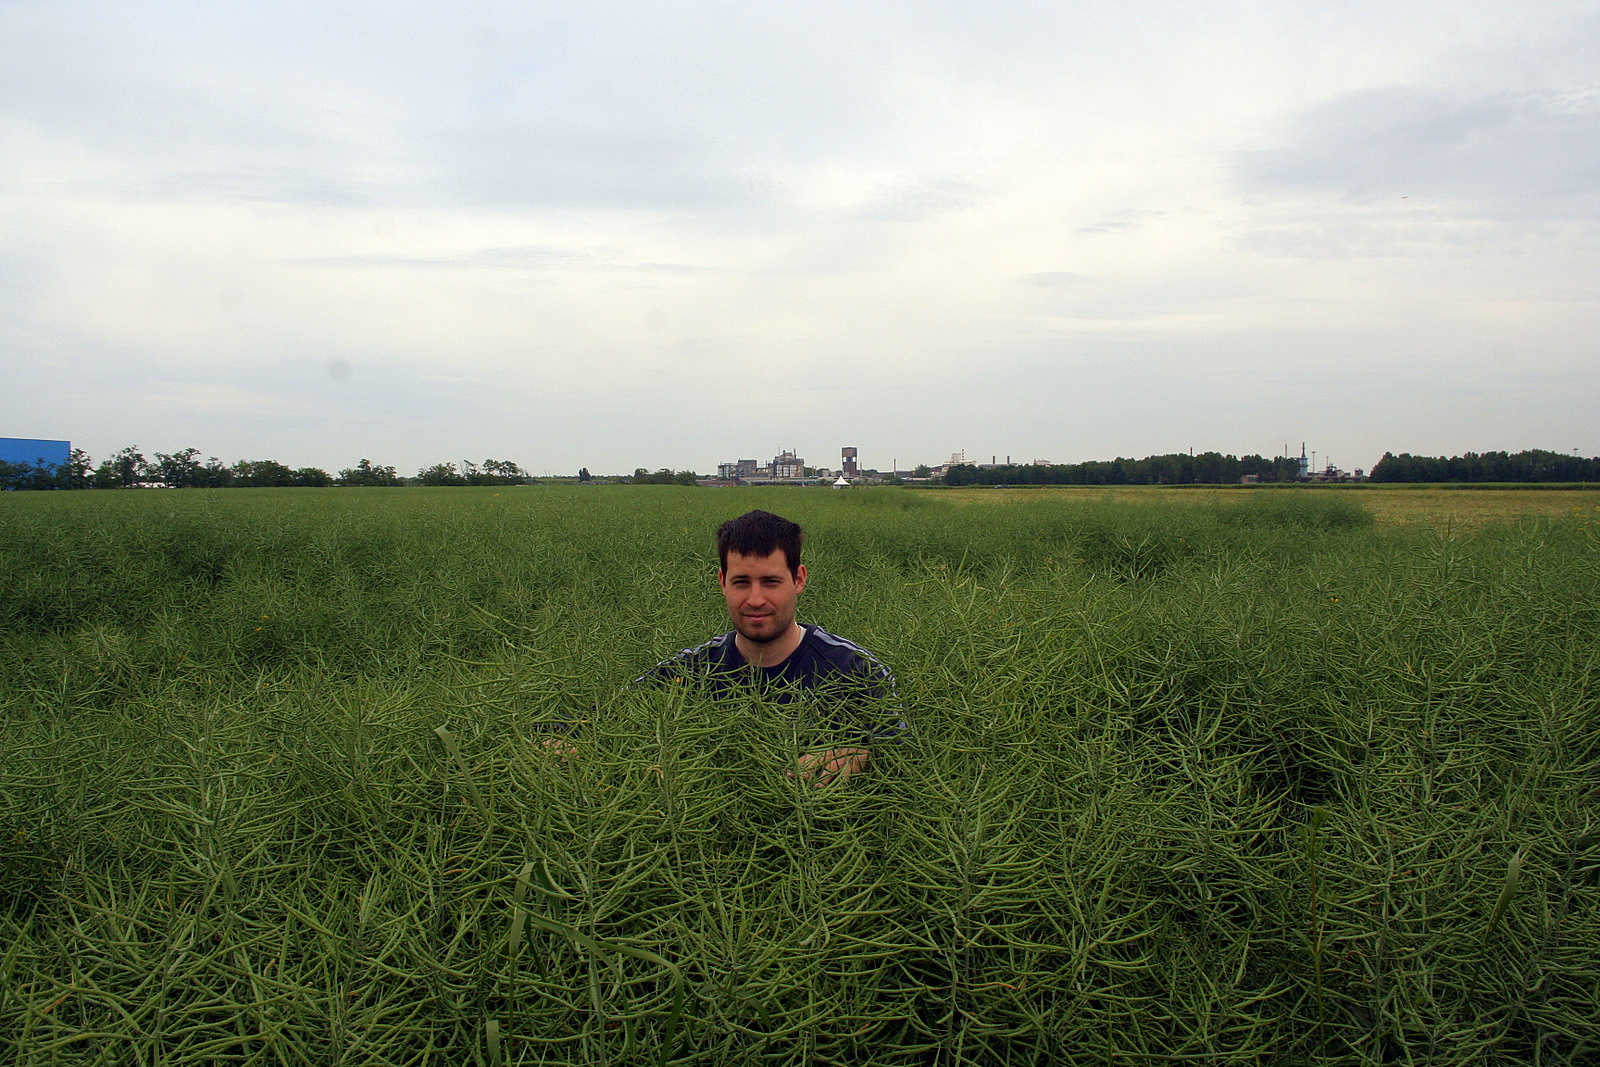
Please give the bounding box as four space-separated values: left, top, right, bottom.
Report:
937 484 1600 529
2 486 1597 1065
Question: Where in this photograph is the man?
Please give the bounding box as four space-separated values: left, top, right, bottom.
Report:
638 509 903 785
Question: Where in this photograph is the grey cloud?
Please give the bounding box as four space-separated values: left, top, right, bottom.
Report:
1230 216 1539 260
423 125 772 212
1020 271 1088 286
0 6 393 199
141 167 375 207
299 245 712 273
629 262 717 275
0 2 882 214
852 178 986 221
302 246 602 270
4 167 373 208
1238 87 1600 213
1077 209 1165 235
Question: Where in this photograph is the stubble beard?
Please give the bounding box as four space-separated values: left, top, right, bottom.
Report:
733 608 795 657
736 616 780 645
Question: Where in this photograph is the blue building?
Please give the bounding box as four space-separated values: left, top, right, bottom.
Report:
0 438 70 470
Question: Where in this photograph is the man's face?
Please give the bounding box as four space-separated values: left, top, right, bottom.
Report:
719 549 806 645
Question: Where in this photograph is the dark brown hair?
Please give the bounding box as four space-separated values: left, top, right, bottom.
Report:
716 510 803 576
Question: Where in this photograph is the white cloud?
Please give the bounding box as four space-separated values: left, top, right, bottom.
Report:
137 382 295 415
3 1 1599 474
1238 86 1600 210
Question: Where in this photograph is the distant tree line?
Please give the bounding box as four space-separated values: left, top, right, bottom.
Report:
630 467 701 486
415 459 534 486
1369 450 1600 483
13 445 1589 492
942 453 1306 486
0 447 540 490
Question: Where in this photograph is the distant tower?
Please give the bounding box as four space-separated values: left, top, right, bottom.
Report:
841 447 859 477
1298 443 1310 480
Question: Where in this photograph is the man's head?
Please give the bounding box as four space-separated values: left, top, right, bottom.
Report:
717 510 803 576
717 510 807 648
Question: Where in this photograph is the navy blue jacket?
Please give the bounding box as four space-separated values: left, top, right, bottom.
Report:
637 624 905 742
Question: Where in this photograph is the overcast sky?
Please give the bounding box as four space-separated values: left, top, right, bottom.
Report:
3 0 1596 476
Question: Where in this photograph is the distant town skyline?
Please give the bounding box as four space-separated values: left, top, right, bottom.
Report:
6 435 1407 482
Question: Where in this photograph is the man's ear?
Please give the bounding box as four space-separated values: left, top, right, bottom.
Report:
794 563 807 593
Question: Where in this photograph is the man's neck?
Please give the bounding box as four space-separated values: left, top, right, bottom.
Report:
735 622 806 669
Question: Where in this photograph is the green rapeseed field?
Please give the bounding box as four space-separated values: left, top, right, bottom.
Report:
3 486 1596 1064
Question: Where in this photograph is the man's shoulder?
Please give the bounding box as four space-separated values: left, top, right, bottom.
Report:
797 625 893 679
635 631 740 686
677 630 739 662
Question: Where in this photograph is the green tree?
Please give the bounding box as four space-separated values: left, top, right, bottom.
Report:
337 459 403 486
1370 449 1599 483
630 467 697 485
94 446 147 488
152 447 205 488
418 462 467 486
469 459 529 486
231 460 296 487
61 448 95 489
578 467 592 482
293 467 333 487
198 457 234 487
0 461 55 490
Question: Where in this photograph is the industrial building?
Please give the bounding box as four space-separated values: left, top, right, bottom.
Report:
0 438 69 470
771 450 804 479
717 451 807 482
